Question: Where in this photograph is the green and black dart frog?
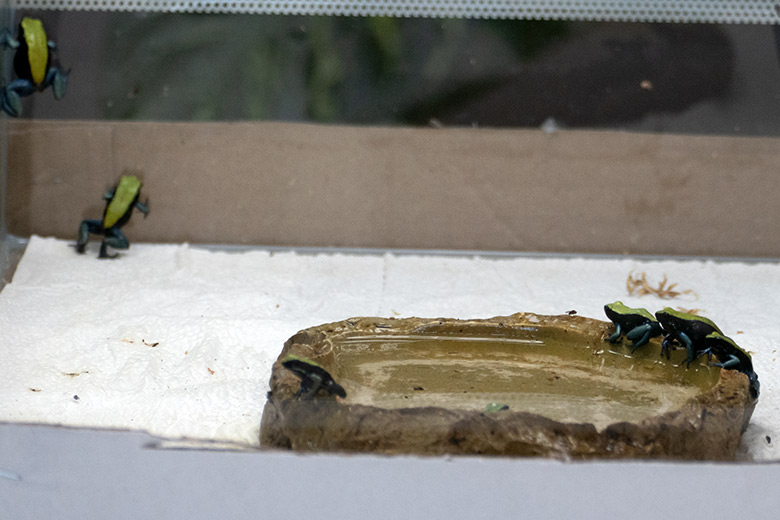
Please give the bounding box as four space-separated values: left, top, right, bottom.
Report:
0 17 69 117
281 354 346 399
603 301 664 350
705 332 760 399
655 308 722 365
76 175 149 259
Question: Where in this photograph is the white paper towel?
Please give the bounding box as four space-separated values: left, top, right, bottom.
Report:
0 236 777 459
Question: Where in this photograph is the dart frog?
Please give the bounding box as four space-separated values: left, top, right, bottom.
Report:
76 175 149 259
281 354 346 399
655 308 722 365
0 17 69 117
705 332 760 399
603 301 664 350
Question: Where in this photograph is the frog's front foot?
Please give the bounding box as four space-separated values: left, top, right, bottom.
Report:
139 199 150 218
0 29 18 49
660 336 676 359
607 325 623 343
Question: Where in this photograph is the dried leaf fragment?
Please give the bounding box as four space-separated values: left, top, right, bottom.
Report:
626 271 697 300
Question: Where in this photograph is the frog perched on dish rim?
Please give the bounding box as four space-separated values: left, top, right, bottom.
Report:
603 301 664 350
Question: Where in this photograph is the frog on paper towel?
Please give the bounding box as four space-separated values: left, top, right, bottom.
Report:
76 175 149 259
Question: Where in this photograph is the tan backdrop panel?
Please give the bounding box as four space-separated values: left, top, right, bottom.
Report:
6 119 779 257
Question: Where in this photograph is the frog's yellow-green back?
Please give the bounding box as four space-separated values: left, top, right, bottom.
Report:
659 307 722 333
20 17 48 86
103 175 141 229
607 301 656 321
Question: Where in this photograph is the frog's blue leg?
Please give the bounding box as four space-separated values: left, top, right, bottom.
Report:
76 219 103 253
44 66 69 100
626 324 653 350
676 331 703 367
99 227 129 259
607 324 623 343
711 354 739 370
1 79 37 117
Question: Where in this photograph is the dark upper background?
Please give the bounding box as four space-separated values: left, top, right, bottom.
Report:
7 10 780 135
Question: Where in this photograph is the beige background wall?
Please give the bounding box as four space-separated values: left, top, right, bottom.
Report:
6 119 779 257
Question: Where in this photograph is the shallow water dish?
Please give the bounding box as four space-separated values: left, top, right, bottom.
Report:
260 313 757 460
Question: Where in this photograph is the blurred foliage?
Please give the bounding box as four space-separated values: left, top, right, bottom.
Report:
102 13 569 123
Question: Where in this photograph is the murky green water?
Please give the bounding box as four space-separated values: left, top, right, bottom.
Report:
332 331 720 429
